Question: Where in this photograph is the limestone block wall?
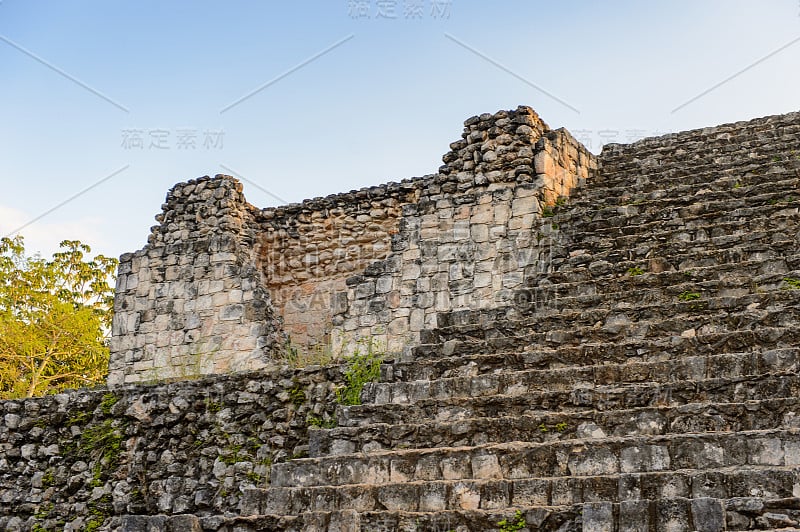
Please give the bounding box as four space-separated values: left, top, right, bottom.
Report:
330 108 597 355
108 178 286 386
108 106 596 384
256 184 417 349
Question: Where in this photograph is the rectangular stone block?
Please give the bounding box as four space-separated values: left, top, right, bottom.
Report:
582 502 613 532
448 481 480 510
480 481 509 509
418 483 447 511
749 438 784 465
511 479 549 506
471 454 501 479
656 499 691 532
690 498 724 532
619 500 649 532
441 456 471 480
377 483 418 512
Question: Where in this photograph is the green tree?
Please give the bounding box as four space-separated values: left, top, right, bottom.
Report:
0 236 117 398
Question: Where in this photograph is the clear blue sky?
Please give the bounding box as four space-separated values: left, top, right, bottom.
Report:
1 0 799 260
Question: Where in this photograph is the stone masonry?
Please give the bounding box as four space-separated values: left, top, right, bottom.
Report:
108 106 596 385
108 178 285 386
3 107 800 531
0 365 343 531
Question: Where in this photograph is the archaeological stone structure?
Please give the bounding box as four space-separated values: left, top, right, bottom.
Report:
107 106 595 385
2 106 800 531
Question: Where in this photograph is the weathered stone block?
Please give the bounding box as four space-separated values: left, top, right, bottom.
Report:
583 501 613 532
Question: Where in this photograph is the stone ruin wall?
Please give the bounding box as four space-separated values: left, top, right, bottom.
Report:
259 185 414 351
330 111 597 356
0 365 343 531
108 106 597 386
108 180 285 386
5 108 800 531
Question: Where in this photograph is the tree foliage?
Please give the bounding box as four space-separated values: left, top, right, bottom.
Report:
0 236 117 399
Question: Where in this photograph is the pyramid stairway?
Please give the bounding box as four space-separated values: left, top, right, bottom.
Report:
210 113 800 531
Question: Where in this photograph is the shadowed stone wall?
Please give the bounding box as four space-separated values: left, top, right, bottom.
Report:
257 184 415 350
0 367 341 531
331 110 595 355
108 178 286 386
108 106 596 385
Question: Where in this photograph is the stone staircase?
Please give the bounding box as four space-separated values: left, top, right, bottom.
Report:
204 113 800 531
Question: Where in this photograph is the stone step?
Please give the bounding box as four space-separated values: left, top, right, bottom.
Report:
512 274 798 320
598 121 800 171
595 156 797 195
389 338 798 387
413 324 800 365
339 372 800 428
277 428 800 489
558 181 800 238
599 133 800 167
118 496 800 531
250 465 800 513
603 116 800 151
423 291 800 352
121 511 364 532
311 396 800 456
568 167 799 210
550 217 800 273
546 235 798 284
564 207 800 257
580 496 800 532
223 506 583 532
585 160 800 204
521 261 800 314
587 496 800 532
599 137 800 177
575 163 800 207
364 349 800 407
205 496 800 531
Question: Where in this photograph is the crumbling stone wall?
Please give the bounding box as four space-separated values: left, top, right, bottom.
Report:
108 106 596 385
256 107 595 356
108 178 286 386
0 367 340 531
330 110 596 355
258 184 415 350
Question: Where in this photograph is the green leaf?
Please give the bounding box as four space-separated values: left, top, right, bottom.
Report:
0 235 117 398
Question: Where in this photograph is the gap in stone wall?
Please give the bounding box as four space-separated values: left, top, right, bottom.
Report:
256 188 415 355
